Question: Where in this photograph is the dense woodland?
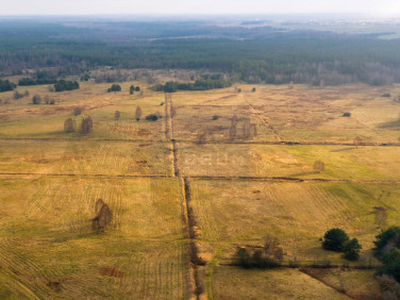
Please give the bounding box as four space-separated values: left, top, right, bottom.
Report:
1 19 400 86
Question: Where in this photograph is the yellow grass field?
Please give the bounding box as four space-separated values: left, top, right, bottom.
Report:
1 80 400 298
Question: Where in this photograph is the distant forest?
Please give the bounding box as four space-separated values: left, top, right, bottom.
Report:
1 19 400 86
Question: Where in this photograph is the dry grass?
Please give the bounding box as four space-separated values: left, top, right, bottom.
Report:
212 266 349 299
0 177 185 298
190 180 400 262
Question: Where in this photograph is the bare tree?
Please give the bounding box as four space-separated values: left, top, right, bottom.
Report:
80 116 93 134
74 106 82 116
242 119 251 139
231 115 238 126
229 124 237 140
64 118 76 132
32 94 41 105
114 110 120 121
92 199 112 233
250 124 257 139
135 106 142 122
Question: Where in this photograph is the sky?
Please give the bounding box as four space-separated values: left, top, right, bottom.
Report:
1 0 400 16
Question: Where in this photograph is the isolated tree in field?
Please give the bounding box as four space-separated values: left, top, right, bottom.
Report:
313 160 325 172
242 119 251 139
64 118 76 133
129 85 134 94
80 116 93 134
114 110 120 121
229 124 237 140
135 86 140 92
32 94 41 104
322 228 349 252
343 238 362 261
252 87 256 92
250 124 257 139
13 91 23 99
24 90 29 97
74 106 82 116
231 115 238 126
92 199 112 233
135 106 142 121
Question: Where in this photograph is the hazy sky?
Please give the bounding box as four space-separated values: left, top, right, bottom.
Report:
1 0 400 16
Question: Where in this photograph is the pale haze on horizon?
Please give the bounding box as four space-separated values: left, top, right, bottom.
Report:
1 0 400 16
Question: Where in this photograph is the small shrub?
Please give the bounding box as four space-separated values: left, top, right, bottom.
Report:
252 87 256 92
135 86 140 92
382 93 391 98
343 112 351 117
212 115 219 120
145 113 160 121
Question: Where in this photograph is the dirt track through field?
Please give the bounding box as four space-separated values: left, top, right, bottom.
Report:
167 94 205 300
243 96 283 142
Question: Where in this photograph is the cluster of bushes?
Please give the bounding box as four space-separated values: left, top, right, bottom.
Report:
0 79 16 92
322 228 362 261
374 226 400 283
54 80 79 92
163 75 231 92
107 84 121 92
236 235 284 268
13 90 29 99
129 85 140 94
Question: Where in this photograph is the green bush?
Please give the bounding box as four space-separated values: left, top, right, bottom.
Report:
322 228 349 252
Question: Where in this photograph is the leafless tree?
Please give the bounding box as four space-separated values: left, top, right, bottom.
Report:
135 106 142 121
64 118 76 132
92 200 112 233
114 110 120 121
229 124 237 140
80 116 93 134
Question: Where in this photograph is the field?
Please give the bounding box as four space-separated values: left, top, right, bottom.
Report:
1 79 400 298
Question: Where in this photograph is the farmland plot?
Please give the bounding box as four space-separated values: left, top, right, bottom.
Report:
0 177 186 298
189 180 400 262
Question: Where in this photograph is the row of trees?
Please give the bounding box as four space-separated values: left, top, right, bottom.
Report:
54 80 79 92
164 75 231 92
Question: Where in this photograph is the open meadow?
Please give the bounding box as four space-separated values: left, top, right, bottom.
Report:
1 79 400 298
